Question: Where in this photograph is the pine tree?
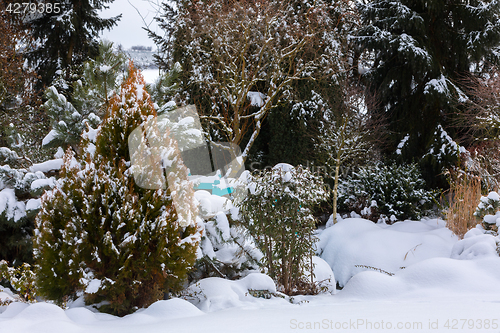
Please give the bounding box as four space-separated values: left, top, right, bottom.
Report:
42 41 127 154
355 0 500 187
34 64 201 316
26 0 121 87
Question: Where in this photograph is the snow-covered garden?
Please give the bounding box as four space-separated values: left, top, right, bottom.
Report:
2 214 500 332
3 0 500 332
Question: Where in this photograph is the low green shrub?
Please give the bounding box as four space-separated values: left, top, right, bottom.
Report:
338 163 437 222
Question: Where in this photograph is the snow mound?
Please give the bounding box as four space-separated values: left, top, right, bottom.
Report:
64 307 99 324
183 273 278 312
317 218 456 287
338 257 500 300
451 227 499 259
139 298 204 319
0 301 29 318
11 302 69 321
304 256 336 294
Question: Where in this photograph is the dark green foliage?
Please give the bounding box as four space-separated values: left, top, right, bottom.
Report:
34 65 200 316
0 152 54 265
474 192 500 233
0 191 33 265
26 0 121 87
355 0 500 187
240 164 328 294
42 41 127 153
150 62 182 110
418 125 462 186
338 163 437 222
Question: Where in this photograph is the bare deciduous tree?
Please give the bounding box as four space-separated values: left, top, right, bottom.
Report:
457 66 500 191
317 84 386 223
178 0 351 174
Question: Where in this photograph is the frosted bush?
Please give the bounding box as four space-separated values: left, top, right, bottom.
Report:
475 191 500 233
338 163 436 222
240 163 328 294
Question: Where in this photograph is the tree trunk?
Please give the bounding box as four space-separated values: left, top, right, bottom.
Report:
332 156 341 224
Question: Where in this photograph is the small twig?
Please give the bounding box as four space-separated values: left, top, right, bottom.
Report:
355 265 394 276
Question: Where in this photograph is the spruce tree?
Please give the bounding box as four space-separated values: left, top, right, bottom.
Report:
35 64 200 316
26 0 121 87
355 0 500 187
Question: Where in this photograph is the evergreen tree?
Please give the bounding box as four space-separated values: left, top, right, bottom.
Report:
42 41 127 154
26 0 121 87
34 64 201 316
0 148 56 265
355 0 500 187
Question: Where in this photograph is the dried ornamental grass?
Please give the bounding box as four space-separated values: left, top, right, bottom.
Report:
446 175 482 239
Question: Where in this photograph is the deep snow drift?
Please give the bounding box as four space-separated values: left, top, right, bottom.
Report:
2 217 500 333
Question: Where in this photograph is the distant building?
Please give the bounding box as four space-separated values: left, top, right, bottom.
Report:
131 45 152 52
126 46 157 69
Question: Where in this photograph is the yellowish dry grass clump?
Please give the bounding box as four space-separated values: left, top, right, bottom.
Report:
445 174 482 239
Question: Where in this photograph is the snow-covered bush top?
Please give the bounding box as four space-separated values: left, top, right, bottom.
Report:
338 163 436 222
424 125 465 164
245 163 328 203
475 191 500 233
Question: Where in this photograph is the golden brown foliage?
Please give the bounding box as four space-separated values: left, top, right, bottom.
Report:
446 172 482 239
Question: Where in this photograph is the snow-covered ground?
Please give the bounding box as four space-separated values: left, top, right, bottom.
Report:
2 218 500 333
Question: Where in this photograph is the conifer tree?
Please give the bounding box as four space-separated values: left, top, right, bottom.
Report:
42 41 127 154
355 0 500 186
35 64 200 316
26 0 121 86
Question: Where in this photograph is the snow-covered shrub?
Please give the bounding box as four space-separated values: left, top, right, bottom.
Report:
451 226 500 259
240 164 328 294
417 125 464 188
34 65 201 316
193 207 261 281
338 163 436 222
0 260 37 302
0 160 53 264
474 191 500 233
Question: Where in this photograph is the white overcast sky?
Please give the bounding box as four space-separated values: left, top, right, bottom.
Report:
99 0 163 50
